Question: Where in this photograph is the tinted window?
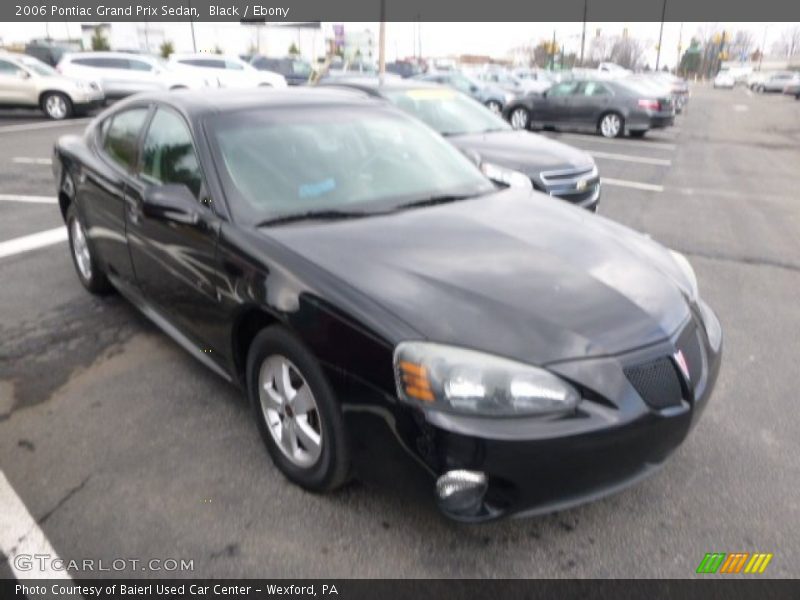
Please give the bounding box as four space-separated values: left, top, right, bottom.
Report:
582 82 610 96
549 82 578 97
74 57 128 69
103 108 149 170
128 59 152 71
224 60 244 71
140 109 202 198
386 88 510 136
182 59 225 69
208 106 493 225
0 59 20 75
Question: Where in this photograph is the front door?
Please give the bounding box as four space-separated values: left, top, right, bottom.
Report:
125 106 224 351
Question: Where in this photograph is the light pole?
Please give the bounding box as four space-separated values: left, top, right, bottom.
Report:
580 0 587 66
188 0 197 52
655 0 666 71
378 0 386 85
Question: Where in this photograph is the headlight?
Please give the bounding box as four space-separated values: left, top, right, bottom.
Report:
394 342 580 416
480 162 533 190
668 249 698 301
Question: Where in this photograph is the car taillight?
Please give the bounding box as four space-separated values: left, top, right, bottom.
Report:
638 98 660 111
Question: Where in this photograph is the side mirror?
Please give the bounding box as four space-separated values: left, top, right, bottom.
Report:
17 69 31 80
142 184 199 225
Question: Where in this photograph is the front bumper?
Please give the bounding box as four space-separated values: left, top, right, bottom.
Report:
341 310 721 522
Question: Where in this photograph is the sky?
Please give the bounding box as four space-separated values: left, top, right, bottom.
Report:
1 21 796 69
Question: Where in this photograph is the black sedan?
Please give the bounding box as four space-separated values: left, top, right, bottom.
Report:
504 78 675 138
319 78 600 211
54 89 721 522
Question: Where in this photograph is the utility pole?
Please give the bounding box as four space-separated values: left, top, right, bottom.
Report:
676 22 683 74
655 0 666 71
378 0 386 85
550 30 556 70
579 0 587 66
188 0 197 52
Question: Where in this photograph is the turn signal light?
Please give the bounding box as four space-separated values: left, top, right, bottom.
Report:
398 360 434 402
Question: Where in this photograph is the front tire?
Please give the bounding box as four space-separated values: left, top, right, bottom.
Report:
509 106 530 130
247 326 350 492
599 112 624 138
41 92 73 120
66 203 113 295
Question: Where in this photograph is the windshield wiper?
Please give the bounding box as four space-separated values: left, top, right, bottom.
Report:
255 209 373 228
395 194 474 210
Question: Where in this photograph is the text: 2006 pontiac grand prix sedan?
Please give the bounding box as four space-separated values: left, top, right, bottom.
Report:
54 88 721 521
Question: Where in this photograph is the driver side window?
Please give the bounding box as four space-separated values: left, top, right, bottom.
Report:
549 82 578 97
139 108 203 199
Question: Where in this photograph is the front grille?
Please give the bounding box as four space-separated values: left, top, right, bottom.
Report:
538 165 600 205
624 357 683 410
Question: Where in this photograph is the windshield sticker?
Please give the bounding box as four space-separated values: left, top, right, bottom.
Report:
299 178 336 199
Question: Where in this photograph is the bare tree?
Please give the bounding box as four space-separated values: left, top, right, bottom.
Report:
609 37 646 70
774 25 800 58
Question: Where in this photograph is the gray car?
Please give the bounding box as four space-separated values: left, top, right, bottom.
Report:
755 71 800 93
503 78 675 139
415 71 515 114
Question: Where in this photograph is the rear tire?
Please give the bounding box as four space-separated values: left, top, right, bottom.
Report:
247 326 351 492
598 112 624 138
41 92 73 120
66 203 113 295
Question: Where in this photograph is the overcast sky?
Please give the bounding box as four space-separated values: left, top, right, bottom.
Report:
1 21 796 69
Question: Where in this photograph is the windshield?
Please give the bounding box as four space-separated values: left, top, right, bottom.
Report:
385 88 511 136
292 60 312 76
19 56 57 77
208 105 495 225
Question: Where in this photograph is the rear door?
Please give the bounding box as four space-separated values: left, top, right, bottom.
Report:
125 105 223 348
82 106 151 286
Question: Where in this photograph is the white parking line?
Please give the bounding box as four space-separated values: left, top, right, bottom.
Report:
601 177 664 192
0 118 91 134
0 194 57 204
0 227 67 259
0 470 74 580
13 157 53 165
590 151 672 166
543 133 676 151
733 104 749 112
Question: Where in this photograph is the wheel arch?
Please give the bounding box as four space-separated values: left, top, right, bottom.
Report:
38 89 71 108
231 306 282 385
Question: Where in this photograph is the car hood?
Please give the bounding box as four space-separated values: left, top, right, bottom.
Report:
449 130 595 179
265 188 694 366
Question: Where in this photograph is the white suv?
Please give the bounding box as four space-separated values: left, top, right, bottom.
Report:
168 54 287 88
57 52 210 99
0 51 104 119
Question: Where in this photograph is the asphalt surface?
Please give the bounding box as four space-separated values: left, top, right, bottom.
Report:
1 86 799 579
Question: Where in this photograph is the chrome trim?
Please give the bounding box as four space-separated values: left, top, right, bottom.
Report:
539 164 598 186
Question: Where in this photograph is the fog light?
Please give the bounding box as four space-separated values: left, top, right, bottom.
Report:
435 470 488 516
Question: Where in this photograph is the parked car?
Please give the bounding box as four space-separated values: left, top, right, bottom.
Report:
415 71 514 113
386 61 423 78
504 78 675 138
0 51 103 119
169 54 287 88
640 72 690 113
53 87 721 522
754 71 800 93
475 70 551 95
250 56 312 86
783 79 800 99
24 39 73 67
57 52 210 99
319 78 601 211
746 70 771 90
713 70 736 89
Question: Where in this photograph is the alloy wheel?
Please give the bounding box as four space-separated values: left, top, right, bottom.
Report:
45 95 68 120
486 100 502 114
258 355 323 468
600 113 622 138
70 217 92 281
510 108 529 130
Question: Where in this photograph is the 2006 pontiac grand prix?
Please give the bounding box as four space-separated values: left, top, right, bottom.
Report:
53 88 722 522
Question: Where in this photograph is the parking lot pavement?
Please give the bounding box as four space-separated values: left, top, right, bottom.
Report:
1 84 799 578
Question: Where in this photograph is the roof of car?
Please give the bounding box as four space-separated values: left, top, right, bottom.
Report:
113 87 384 117
317 77 443 96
